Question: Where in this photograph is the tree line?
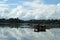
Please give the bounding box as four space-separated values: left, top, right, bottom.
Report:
0 18 60 24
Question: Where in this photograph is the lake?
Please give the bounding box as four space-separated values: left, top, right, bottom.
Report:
0 26 60 40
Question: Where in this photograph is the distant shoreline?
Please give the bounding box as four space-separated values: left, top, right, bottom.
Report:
0 18 60 29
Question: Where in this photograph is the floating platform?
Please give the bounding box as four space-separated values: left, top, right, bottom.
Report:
34 25 46 32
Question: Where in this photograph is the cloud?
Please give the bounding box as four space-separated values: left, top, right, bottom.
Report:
21 1 60 20
0 3 18 18
0 0 60 20
0 0 8 3
33 0 43 3
6 6 24 18
0 4 8 18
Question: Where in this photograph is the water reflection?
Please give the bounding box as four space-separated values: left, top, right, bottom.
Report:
0 24 60 40
0 27 60 40
0 24 32 29
0 24 60 32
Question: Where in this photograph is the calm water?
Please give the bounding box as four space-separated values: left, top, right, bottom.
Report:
0 26 60 40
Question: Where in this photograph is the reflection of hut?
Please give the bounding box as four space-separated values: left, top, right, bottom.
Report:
34 24 46 32
40 25 46 32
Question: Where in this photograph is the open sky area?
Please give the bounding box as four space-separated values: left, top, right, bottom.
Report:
0 0 60 20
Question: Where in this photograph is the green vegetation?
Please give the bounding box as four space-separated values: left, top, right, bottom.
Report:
26 19 60 24
0 18 60 24
0 18 60 28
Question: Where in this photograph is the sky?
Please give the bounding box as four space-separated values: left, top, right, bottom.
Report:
0 0 60 20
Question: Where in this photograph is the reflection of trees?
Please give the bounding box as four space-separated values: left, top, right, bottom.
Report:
0 24 21 28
